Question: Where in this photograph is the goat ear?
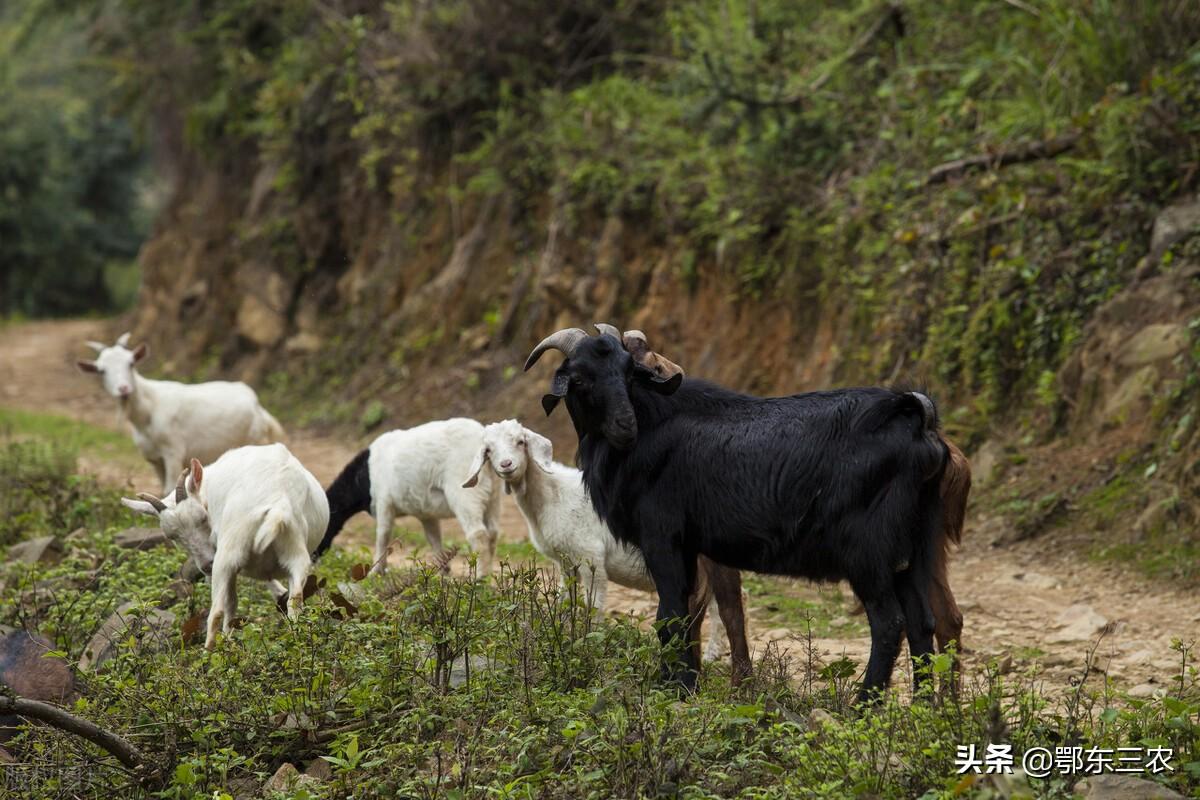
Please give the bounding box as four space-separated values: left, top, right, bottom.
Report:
527 431 555 473
121 497 160 517
462 444 487 489
542 368 570 416
131 343 148 363
633 364 683 395
77 360 99 373
187 458 204 495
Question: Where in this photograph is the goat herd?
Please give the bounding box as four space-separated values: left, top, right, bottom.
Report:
76 324 972 703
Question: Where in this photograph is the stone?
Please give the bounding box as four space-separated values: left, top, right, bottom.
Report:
6 536 63 565
1102 366 1159 422
1148 196 1200 265
235 270 289 348
304 758 333 781
449 654 492 688
285 331 322 354
1116 323 1189 368
1075 773 1183 799
78 602 177 672
807 708 836 732
1047 604 1109 643
1010 570 1060 590
263 762 320 795
114 527 170 550
765 627 793 641
971 440 1004 486
0 631 75 743
64 527 88 544
1127 683 1164 699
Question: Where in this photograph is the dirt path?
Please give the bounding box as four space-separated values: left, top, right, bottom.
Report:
2 318 1196 691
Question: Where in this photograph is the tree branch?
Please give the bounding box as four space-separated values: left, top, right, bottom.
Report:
0 694 159 782
926 132 1081 185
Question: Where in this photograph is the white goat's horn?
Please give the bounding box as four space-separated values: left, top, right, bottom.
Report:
115 332 132 348
85 341 106 353
136 492 167 513
174 469 189 504
623 329 647 344
593 323 621 340
524 328 589 371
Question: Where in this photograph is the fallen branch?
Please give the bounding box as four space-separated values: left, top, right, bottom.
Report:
926 132 1081 185
0 694 159 782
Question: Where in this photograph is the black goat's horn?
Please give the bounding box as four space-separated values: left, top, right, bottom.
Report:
137 492 167 513
593 322 621 340
524 328 589 371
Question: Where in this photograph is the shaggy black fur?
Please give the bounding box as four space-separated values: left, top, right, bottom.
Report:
529 333 948 700
315 448 372 558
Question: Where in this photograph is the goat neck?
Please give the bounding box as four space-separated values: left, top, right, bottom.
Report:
119 370 157 429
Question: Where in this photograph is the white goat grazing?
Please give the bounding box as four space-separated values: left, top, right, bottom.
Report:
463 420 731 660
77 332 286 493
122 445 329 649
317 418 502 576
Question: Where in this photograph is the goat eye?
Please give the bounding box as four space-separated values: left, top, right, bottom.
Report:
518 439 526 447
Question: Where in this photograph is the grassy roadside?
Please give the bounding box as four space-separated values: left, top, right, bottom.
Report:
0 419 1197 798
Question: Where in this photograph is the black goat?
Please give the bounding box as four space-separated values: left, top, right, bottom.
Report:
525 327 948 701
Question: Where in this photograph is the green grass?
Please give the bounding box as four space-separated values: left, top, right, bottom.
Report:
1 423 1198 799
742 574 867 638
0 407 139 462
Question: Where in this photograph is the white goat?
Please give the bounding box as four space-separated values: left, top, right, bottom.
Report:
122 444 329 649
463 420 731 660
317 418 502 576
77 332 286 493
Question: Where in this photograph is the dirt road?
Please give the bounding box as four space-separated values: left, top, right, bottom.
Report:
3 318 1196 691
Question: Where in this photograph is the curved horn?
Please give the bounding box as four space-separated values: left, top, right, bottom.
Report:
136 492 167 512
115 332 132 348
593 323 621 341
623 329 647 344
523 328 589 371
174 468 189 504
85 341 106 353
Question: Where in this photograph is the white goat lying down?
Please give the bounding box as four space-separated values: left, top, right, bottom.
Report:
78 332 286 493
122 444 329 649
463 420 733 660
317 418 502 576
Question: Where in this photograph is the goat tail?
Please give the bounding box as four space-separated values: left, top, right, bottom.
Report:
260 408 287 444
939 438 971 548
315 448 372 558
254 508 290 555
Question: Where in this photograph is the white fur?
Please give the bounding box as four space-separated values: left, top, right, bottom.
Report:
78 333 286 493
122 444 329 649
464 420 730 659
366 418 502 576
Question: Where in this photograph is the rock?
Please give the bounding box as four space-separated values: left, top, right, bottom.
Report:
971 440 1004 486
284 331 322 354
807 708 836 732
449 654 491 688
0 631 76 743
178 558 205 583
0 745 13 763
263 762 320 795
1102 365 1159 423
1148 196 1200 265
1047 604 1109 643
6 536 63 565
304 758 333 781
1075 773 1183 800
765 627 793 641
114 527 170 550
64 527 88 544
78 602 177 672
1010 570 1060 590
235 270 290 348
1116 323 1189 368
1127 683 1164 699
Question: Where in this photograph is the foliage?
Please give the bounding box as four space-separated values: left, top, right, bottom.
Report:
0 4 150 317
0 429 1196 798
